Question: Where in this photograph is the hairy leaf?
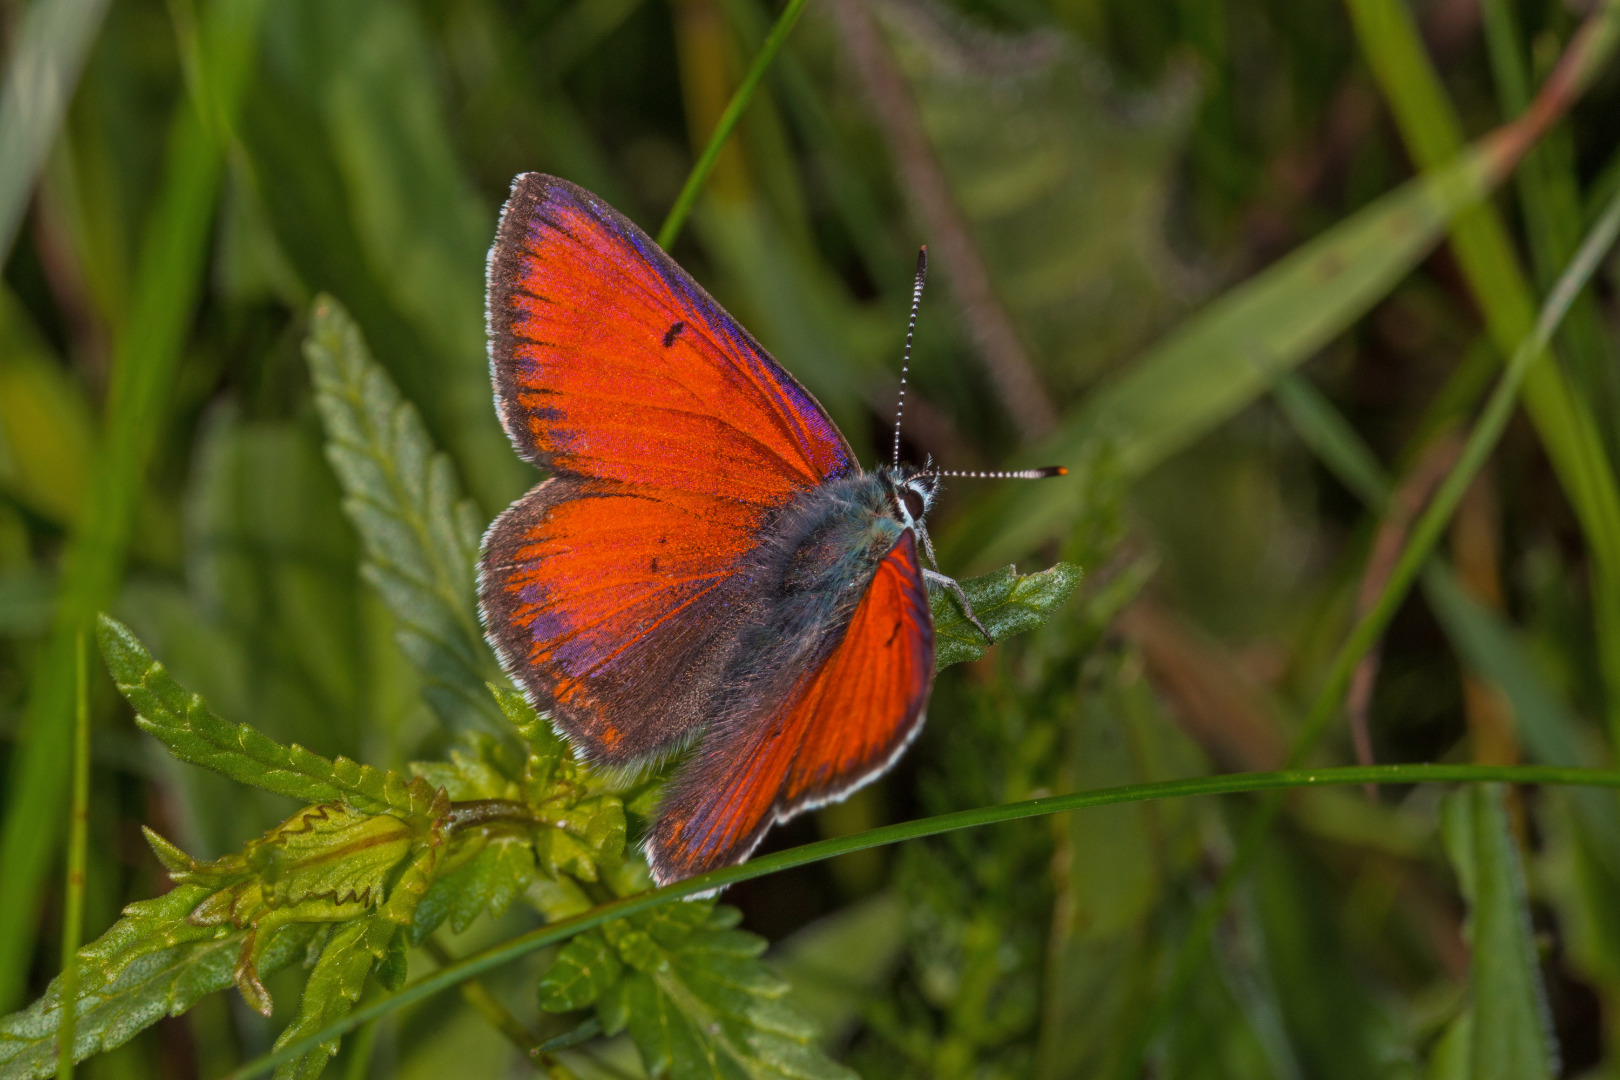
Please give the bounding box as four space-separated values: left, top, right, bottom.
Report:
304 296 505 736
271 915 395 1080
404 696 626 942
540 902 855 1080
411 833 538 942
98 614 432 816
490 684 571 796
0 888 314 1079
1438 785 1559 1080
930 562 1082 670
539 933 624 1014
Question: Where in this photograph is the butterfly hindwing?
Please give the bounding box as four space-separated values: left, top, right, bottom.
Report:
480 478 761 763
646 531 935 884
480 174 858 764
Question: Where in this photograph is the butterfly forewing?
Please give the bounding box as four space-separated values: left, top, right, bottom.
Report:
481 175 858 765
486 174 856 499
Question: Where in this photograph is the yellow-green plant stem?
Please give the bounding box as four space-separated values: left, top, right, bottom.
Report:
219 761 1620 1080
54 632 90 1080
655 0 810 249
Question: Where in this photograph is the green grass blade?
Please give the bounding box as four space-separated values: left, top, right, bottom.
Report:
54 633 90 1080
0 289 97 530
0 0 268 1011
1481 0 1620 435
1344 0 1620 751
0 0 113 259
941 138 1502 570
1441 786 1559 1078
1271 372 1390 510
1275 371 1620 861
1113 179 1620 1077
218 761 1620 1080
941 4 1617 572
656 0 811 249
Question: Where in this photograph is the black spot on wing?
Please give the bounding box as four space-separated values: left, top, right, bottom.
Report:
663 321 686 348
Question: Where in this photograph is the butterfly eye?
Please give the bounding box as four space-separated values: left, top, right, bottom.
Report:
900 486 927 523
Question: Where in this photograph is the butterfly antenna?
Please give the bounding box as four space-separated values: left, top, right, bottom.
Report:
893 246 927 468
922 466 1069 480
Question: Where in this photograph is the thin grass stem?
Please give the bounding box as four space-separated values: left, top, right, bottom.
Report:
55 630 91 1080
655 0 810 249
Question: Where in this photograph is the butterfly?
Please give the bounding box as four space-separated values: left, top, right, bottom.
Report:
478 174 1060 885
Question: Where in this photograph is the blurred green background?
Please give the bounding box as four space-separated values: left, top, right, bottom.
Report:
3 0 1620 1075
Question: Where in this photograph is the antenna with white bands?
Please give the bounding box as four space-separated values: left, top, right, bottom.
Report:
893 247 927 467
921 466 1068 480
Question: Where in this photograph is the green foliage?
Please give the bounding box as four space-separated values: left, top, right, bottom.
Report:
540 903 856 1080
0 887 316 1079
943 133 1511 570
304 298 505 737
878 0 1203 394
270 916 397 1080
0 0 271 1011
8 0 1620 1077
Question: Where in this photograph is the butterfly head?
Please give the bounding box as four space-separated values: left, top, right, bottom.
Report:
880 465 940 533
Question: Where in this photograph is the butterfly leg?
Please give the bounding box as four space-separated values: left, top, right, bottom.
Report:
922 568 992 642
913 522 991 640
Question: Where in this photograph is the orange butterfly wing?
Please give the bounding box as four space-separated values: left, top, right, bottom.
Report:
646 531 935 884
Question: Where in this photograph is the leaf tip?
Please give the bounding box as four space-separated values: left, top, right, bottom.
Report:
95 613 150 684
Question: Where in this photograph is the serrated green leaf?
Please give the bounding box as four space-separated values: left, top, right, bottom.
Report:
1439 785 1558 1080
250 804 415 909
409 831 536 944
490 683 570 792
304 296 505 737
0 890 314 1079
98 615 432 816
270 915 393 1080
377 928 409 993
539 933 624 1013
544 901 855 1080
929 563 1082 670
447 836 536 934
410 737 524 801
